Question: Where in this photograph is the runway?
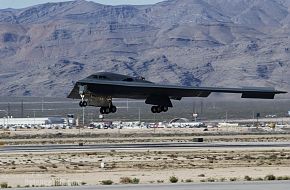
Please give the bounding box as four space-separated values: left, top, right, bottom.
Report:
9 181 290 190
1 142 290 153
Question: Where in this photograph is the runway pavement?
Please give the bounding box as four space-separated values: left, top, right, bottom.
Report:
9 181 290 190
1 142 290 153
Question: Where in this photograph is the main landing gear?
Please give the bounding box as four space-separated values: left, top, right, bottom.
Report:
151 105 168 113
78 99 117 114
100 105 117 114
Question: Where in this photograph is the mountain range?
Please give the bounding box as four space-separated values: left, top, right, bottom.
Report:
0 0 289 97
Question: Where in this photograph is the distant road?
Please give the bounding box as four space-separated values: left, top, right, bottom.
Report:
1 142 290 153
9 181 290 190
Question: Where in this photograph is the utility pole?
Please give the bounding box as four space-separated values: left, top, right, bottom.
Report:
41 97 44 113
7 103 10 117
256 113 260 128
225 111 228 123
126 99 129 112
252 111 255 127
21 100 24 118
34 111 36 125
200 101 204 114
138 107 141 122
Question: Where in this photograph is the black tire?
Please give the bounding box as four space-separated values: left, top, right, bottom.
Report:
79 101 84 107
162 106 168 112
105 107 111 114
100 107 105 114
110 106 117 113
151 106 157 113
82 101 88 107
156 106 162 113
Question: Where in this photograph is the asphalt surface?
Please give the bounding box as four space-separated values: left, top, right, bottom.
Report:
1 142 290 153
9 181 290 190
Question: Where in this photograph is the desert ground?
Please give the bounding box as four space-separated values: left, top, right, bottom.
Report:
1 148 290 187
1 128 290 187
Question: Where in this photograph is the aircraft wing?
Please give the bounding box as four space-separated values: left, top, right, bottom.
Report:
67 80 287 100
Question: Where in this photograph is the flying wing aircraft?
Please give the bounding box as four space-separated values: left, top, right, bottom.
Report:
67 72 287 114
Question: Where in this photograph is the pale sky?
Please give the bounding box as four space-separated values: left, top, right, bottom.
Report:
0 0 165 9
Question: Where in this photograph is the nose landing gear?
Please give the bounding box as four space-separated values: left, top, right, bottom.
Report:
79 94 88 107
79 100 88 107
78 85 88 108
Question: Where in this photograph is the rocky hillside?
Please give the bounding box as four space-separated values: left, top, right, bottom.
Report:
0 0 289 97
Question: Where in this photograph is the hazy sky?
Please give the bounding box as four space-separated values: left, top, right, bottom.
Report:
0 0 165 9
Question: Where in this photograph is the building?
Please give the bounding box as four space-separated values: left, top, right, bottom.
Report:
0 116 67 126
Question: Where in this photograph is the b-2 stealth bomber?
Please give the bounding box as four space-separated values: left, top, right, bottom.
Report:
68 72 286 114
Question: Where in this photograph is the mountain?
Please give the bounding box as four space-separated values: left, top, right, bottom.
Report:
0 0 289 97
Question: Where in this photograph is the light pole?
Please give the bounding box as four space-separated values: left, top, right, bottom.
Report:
33 111 36 126
41 97 44 113
138 107 141 122
126 99 129 112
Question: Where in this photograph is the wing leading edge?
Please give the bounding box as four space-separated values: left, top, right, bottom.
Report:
67 79 287 100
148 86 285 99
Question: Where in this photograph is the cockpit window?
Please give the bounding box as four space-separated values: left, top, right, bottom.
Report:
123 78 134 82
99 76 107 79
93 75 107 80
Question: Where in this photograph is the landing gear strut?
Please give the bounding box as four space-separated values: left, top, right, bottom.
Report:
78 85 88 107
151 105 168 113
100 105 117 114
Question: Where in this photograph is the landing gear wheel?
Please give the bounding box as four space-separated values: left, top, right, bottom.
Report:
151 105 169 113
79 101 88 107
100 107 105 114
110 106 117 113
79 101 83 107
156 106 162 113
100 105 117 114
105 107 110 114
161 106 168 112
151 106 157 113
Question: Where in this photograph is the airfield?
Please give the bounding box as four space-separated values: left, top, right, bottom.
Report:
1 127 290 188
1 97 290 188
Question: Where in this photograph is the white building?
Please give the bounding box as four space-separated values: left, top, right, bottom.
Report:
0 117 66 126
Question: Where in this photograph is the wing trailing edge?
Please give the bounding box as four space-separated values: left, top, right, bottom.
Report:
240 87 286 99
241 92 275 99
